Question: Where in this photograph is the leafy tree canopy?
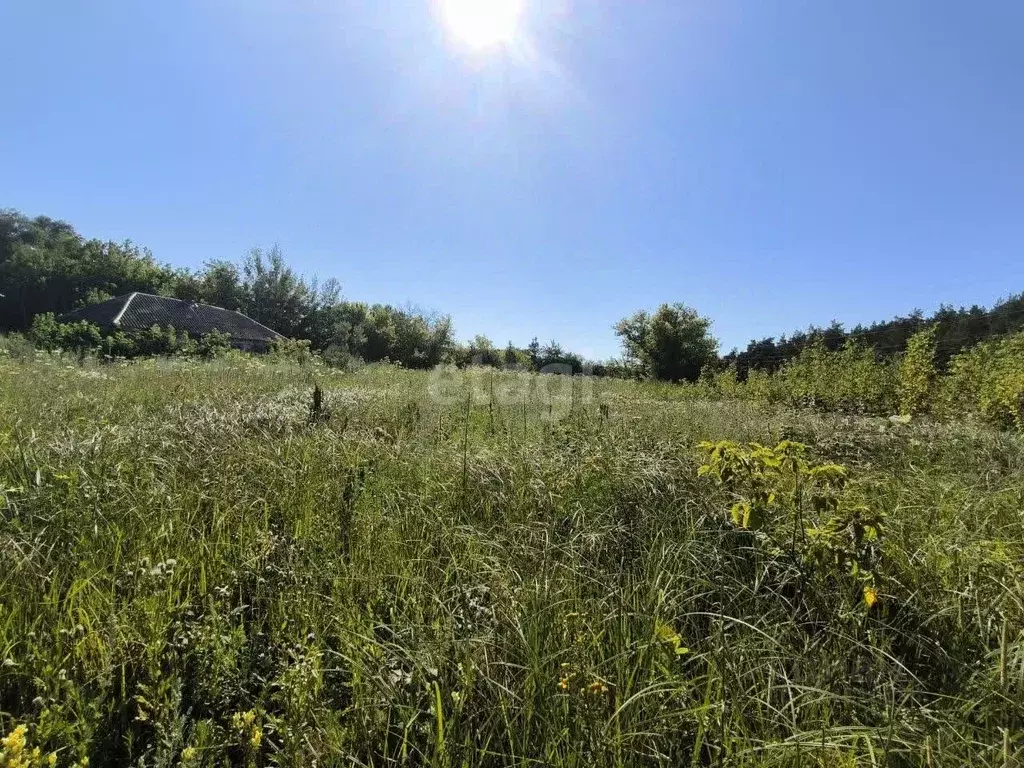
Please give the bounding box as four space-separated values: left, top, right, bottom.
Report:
615 303 718 382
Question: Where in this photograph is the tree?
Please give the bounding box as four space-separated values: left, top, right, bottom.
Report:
468 334 501 367
242 246 313 337
0 210 181 331
614 303 718 382
197 260 246 311
504 342 529 370
526 338 541 371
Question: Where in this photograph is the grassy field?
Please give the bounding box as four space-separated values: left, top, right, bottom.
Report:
1 355 1022 767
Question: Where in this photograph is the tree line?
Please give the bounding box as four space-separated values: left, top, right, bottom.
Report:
0 210 451 369
720 294 1024 379
2 208 1021 380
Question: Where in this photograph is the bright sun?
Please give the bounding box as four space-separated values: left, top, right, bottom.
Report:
440 0 524 50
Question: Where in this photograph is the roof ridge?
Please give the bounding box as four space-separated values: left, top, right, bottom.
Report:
136 292 233 311
228 308 283 338
111 292 139 327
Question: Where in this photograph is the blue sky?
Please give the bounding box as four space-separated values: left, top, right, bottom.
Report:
3 1 1023 358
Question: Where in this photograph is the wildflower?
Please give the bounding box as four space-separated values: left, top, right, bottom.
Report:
863 585 879 609
558 675 571 690
231 710 261 752
655 621 690 656
47 754 57 768
450 690 462 705
1 725 28 754
585 680 608 696
231 709 257 730
181 746 198 762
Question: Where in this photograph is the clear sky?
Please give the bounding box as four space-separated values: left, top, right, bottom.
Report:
3 1 1023 358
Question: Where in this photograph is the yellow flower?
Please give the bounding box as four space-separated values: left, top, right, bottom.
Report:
585 680 608 696
249 727 262 748
2 724 28 753
863 585 879 609
181 746 198 762
557 676 570 690
232 709 257 731
48 754 57 768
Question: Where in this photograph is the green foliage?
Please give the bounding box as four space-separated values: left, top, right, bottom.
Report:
0 358 1022 765
243 245 317 338
1 359 1021 765
897 326 938 415
99 331 138 358
197 329 233 359
0 333 36 361
939 331 1024 430
775 340 896 414
1 210 457 369
27 312 63 351
25 316 234 361
268 337 315 365
1 210 180 331
28 313 101 353
724 293 1024 376
614 303 718 382
698 439 885 601
678 330 1024 432
303 300 454 369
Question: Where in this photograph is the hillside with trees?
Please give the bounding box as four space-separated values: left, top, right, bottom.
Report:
3 208 1023 382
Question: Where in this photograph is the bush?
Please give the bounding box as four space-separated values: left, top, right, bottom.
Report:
269 337 317 366
898 326 938 416
776 340 896 413
321 344 363 371
134 324 182 356
939 331 1024 430
0 333 37 361
100 331 138 359
28 313 102 354
197 329 232 359
27 312 64 351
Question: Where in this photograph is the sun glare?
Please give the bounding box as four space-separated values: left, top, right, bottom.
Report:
440 0 524 50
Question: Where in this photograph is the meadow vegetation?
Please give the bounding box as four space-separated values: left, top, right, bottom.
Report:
1 350 1023 766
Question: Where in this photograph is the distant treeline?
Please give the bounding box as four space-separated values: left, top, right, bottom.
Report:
721 295 1024 379
2 208 1021 378
0 209 597 372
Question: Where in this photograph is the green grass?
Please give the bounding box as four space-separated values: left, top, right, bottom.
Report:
1 355 1022 767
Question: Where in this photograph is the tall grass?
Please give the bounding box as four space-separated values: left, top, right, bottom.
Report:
1 355 1022 766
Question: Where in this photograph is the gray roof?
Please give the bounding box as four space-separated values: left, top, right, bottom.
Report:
58 293 282 342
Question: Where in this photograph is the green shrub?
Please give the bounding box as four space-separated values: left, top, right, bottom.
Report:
28 313 102 354
939 331 1024 430
27 312 65 351
775 340 896 414
100 331 138 358
897 326 938 416
0 333 36 360
197 329 232 359
269 337 316 365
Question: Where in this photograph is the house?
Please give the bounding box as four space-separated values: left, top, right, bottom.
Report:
57 292 283 352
